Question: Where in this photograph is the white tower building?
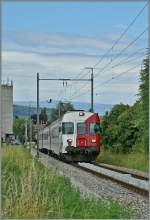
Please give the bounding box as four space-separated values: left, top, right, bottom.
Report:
1 81 13 141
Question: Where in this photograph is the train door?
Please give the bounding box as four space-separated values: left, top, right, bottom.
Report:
61 122 76 153
58 123 63 153
49 127 51 151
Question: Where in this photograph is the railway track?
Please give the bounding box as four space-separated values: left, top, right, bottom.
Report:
76 162 149 197
91 162 149 180
31 148 149 197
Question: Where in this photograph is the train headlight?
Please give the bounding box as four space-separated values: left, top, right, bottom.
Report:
67 139 72 146
91 139 96 143
79 112 85 116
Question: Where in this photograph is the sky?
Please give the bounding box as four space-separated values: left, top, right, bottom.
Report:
2 1 148 105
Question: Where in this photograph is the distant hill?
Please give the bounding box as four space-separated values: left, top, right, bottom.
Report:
73 102 113 116
13 105 53 119
14 101 113 117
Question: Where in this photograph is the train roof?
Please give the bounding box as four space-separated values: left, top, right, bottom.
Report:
43 111 99 130
62 111 99 122
66 110 98 114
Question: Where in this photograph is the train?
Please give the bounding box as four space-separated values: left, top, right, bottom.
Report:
39 110 101 162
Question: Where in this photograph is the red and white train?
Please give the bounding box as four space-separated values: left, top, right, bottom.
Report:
39 110 101 162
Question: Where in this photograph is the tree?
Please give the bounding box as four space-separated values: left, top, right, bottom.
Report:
40 108 48 124
13 118 26 143
138 55 149 151
101 104 138 153
49 102 74 124
31 114 37 124
13 117 36 144
31 108 48 125
100 54 149 154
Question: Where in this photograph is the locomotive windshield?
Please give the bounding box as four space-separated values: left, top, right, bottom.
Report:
77 123 86 134
62 122 74 134
90 123 100 134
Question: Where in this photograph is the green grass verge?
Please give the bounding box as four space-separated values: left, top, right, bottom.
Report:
2 146 137 219
97 150 149 172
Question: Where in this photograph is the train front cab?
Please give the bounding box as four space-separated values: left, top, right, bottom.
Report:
62 111 101 162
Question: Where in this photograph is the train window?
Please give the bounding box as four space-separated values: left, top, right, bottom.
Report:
59 126 62 132
43 133 48 140
62 122 74 134
52 127 59 137
90 123 100 134
77 123 86 134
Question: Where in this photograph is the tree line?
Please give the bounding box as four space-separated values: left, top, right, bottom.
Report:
13 102 74 143
100 55 149 153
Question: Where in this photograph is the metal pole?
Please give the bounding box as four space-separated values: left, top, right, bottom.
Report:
85 67 94 113
25 119 28 145
59 102 61 117
37 72 39 157
29 118 32 150
91 68 94 112
29 105 31 149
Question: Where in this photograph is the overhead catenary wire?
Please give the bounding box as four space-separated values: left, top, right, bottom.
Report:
69 45 147 100
70 61 143 101
39 3 148 105
111 47 147 68
94 26 148 78
69 3 148 100
95 63 141 95
69 48 146 101
92 2 148 68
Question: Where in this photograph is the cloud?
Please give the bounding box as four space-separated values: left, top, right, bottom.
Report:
2 31 145 105
2 31 135 55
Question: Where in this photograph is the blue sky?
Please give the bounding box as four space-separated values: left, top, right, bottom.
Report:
2 1 148 105
2 2 147 35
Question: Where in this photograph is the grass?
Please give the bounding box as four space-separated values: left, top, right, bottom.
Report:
2 146 137 219
97 149 149 172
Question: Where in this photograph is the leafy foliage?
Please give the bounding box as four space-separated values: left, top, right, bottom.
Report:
31 107 48 124
138 55 149 151
100 55 149 153
13 118 26 143
13 117 36 143
101 104 139 153
49 102 74 124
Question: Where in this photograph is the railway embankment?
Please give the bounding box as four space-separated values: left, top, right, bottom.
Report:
31 148 149 219
96 151 149 173
2 145 137 219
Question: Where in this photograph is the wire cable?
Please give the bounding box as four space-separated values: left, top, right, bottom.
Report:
94 27 148 78
70 60 142 101
92 2 148 68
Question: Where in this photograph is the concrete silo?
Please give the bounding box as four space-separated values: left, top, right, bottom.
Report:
1 82 13 142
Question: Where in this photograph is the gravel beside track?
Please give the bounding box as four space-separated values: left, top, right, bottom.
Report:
78 163 149 193
31 149 149 219
92 162 149 180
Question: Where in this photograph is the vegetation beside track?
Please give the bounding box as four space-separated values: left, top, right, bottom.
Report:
97 150 148 172
98 55 149 172
2 146 136 219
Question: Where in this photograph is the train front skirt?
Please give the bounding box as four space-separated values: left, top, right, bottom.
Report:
61 146 100 162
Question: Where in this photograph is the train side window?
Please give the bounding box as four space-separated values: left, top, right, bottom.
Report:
62 122 74 134
59 126 62 132
77 123 86 134
43 133 48 140
90 123 100 134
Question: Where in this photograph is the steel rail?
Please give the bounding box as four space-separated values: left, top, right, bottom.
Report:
75 163 149 197
91 162 149 181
